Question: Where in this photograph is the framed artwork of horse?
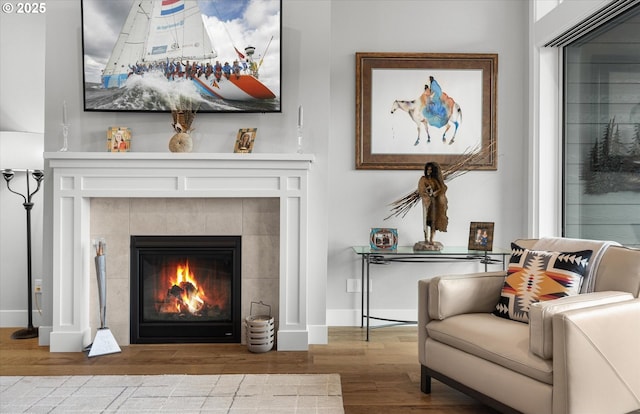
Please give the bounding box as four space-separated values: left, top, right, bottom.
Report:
356 52 498 170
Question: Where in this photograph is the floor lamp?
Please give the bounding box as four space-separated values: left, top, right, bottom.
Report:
2 168 44 339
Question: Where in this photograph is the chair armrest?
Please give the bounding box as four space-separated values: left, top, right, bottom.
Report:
552 299 640 414
427 271 506 320
529 291 634 359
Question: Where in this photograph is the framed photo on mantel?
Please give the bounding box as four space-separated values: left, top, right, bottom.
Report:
234 128 257 153
107 126 131 152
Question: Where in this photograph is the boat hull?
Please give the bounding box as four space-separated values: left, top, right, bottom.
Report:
193 74 276 101
102 72 276 102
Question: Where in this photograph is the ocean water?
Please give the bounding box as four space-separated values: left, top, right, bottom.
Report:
84 72 280 113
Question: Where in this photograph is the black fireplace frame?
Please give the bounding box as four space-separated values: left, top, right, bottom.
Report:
130 235 241 344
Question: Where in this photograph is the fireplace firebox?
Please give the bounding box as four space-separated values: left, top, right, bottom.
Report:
130 235 241 344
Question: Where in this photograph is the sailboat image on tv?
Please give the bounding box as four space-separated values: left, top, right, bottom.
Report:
101 0 277 103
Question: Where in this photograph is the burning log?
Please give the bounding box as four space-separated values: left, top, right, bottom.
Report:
160 281 205 315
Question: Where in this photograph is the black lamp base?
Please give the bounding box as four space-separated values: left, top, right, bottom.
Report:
11 327 38 339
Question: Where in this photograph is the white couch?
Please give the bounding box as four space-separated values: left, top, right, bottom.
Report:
418 238 640 414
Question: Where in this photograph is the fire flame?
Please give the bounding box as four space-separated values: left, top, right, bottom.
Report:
170 262 206 314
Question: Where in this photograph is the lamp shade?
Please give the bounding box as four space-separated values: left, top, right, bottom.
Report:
0 131 44 170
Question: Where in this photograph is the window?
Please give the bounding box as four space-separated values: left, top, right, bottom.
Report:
563 4 640 246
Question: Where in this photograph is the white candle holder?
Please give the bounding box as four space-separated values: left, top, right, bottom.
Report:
297 105 304 154
296 126 303 154
59 124 69 152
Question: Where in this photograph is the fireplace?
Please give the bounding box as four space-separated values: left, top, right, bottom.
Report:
44 152 315 352
130 235 241 344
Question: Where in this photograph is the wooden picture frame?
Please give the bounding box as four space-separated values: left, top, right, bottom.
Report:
107 126 131 152
468 222 494 251
356 52 497 170
234 128 257 153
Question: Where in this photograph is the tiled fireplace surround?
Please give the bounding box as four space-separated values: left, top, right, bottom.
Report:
90 197 277 346
45 153 314 352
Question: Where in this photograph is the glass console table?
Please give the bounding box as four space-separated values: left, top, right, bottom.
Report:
352 246 511 341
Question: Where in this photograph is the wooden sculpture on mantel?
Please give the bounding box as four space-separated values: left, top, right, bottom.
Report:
386 143 494 251
169 98 197 153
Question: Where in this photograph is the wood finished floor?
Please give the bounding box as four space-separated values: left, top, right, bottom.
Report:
0 326 497 413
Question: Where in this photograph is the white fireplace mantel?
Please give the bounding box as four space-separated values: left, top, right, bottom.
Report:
44 152 314 352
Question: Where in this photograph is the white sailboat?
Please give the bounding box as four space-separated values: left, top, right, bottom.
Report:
101 0 276 101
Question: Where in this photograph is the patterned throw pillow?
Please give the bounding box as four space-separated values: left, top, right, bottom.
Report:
493 243 593 323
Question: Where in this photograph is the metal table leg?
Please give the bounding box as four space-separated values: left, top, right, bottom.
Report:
360 254 365 328
366 254 370 341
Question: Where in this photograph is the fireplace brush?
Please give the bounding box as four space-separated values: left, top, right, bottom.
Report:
95 239 107 328
87 238 121 357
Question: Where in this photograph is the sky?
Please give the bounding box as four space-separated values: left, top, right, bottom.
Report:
82 0 281 90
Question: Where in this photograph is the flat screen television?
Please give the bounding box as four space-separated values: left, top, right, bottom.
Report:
81 0 282 113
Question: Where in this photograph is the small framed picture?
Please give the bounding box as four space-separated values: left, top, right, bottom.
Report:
468 222 494 251
370 228 398 250
234 128 257 153
107 126 131 152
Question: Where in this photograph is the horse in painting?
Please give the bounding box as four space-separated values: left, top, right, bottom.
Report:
391 99 429 145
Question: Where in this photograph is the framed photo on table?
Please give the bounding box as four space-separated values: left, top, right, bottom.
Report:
468 222 494 251
370 228 398 250
355 52 497 170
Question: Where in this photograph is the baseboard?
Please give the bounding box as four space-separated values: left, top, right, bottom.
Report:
276 329 309 351
307 324 328 344
0 309 48 328
38 326 52 346
0 310 25 327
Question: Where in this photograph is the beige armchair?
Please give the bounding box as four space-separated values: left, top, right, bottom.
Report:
418 238 640 414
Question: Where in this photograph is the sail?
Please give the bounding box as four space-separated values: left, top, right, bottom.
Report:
98 0 276 103
102 0 154 88
145 0 216 62
102 0 217 88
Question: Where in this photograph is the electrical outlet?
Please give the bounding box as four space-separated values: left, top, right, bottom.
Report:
34 279 43 294
346 279 373 292
346 279 361 293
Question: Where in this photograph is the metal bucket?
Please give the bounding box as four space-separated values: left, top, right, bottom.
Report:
245 301 275 353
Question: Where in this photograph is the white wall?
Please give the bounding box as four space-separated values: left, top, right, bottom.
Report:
326 0 529 324
0 8 45 328
0 7 45 132
4 0 576 333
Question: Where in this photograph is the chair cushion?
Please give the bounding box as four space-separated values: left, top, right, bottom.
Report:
493 243 592 323
426 313 553 384
529 291 633 359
